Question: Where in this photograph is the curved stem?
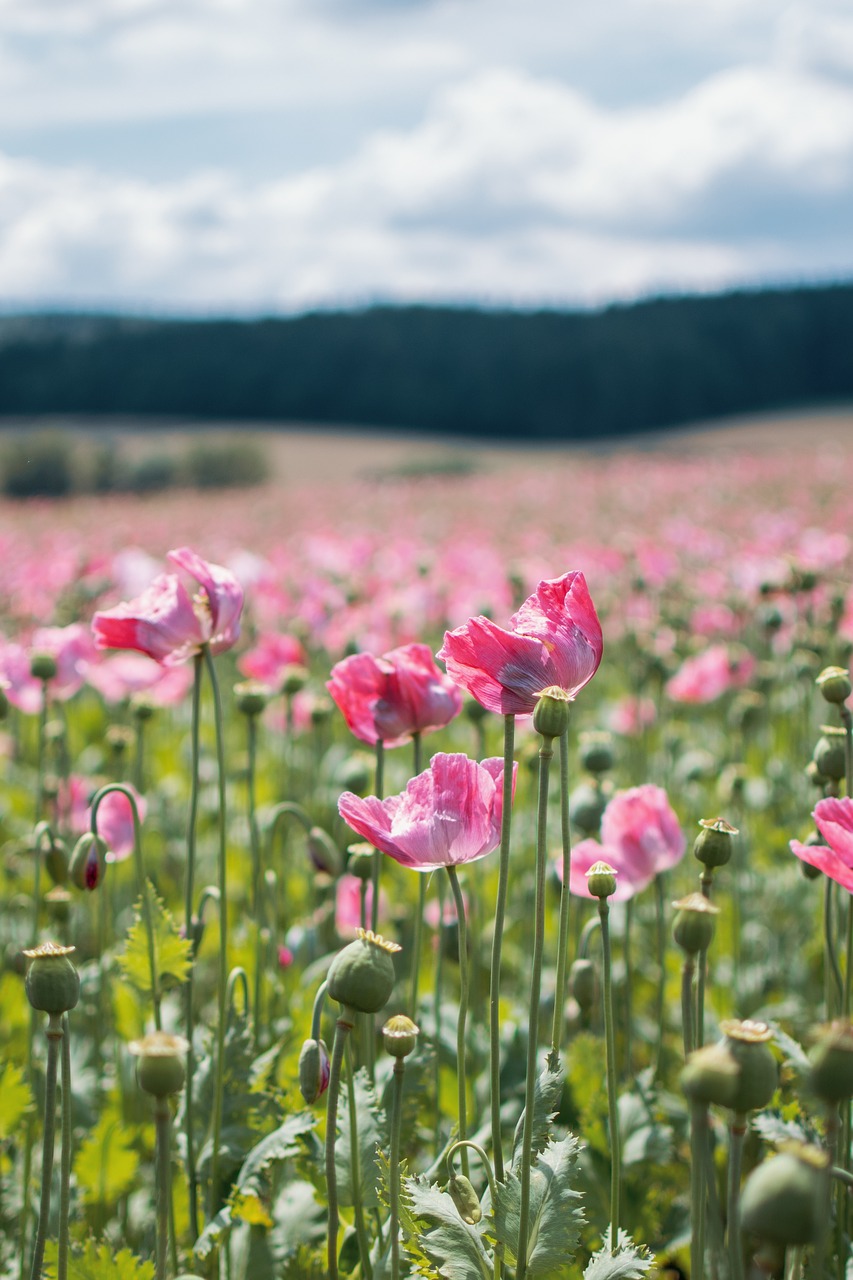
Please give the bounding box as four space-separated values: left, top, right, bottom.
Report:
489 714 515 1182
57 1015 71 1280
29 1014 62 1280
446 1140 498 1207
311 980 329 1042
516 734 553 1280
326 1013 354 1280
203 645 229 1219
549 727 572 1062
599 899 621 1254
446 866 470 1177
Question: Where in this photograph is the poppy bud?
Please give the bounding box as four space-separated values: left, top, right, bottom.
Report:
693 818 738 869
813 727 846 782
808 1019 853 1104
672 893 720 955
570 781 607 835
69 833 108 892
569 958 598 1012
23 942 80 1014
382 1014 419 1059
281 664 309 696
327 928 401 1015
234 680 269 717
579 731 614 775
718 1019 777 1113
129 1031 189 1099
30 652 57 682
45 885 72 924
298 1037 331 1104
681 1043 740 1108
816 666 852 705
586 860 617 900
347 844 375 881
43 836 69 887
130 694 156 722
307 827 342 876
106 725 133 757
740 1144 827 1246
533 686 572 740
448 1173 482 1224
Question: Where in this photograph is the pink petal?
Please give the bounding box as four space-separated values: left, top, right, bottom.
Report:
790 839 853 893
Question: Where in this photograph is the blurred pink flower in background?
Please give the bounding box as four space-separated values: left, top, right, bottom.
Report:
666 644 755 704
334 872 385 938
790 797 853 892
607 696 657 737
338 752 516 870
238 632 307 686
438 570 602 715
0 624 94 712
328 641 462 747
565 783 684 900
86 651 194 705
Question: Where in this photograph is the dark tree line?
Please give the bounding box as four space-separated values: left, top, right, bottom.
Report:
0 283 851 439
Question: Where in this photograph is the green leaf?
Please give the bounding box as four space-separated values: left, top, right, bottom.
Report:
767 1023 811 1075
404 1174 493 1279
583 1231 653 1280
43 1238 155 1280
618 1092 673 1168
492 1133 584 1275
193 1207 233 1262
269 1181 326 1261
116 881 192 998
235 1111 316 1198
0 1060 32 1141
336 1067 388 1210
73 1110 140 1207
511 1061 565 1169
752 1110 815 1148
193 1010 262 1184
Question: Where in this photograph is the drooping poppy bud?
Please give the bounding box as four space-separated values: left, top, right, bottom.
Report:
69 833 108 892
298 1038 331 1104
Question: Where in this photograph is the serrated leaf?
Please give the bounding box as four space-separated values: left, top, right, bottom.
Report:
404 1175 493 1279
752 1111 813 1147
767 1023 811 1075
618 1092 673 1167
583 1231 653 1280
193 1011 261 1184
336 1067 388 1209
43 1238 155 1280
235 1112 316 1199
73 1110 140 1207
0 1060 32 1141
511 1062 565 1169
193 1206 233 1261
492 1133 584 1275
116 881 192 998
269 1180 326 1261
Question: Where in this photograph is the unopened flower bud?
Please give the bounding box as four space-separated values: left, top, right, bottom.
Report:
740 1144 828 1246
569 958 598 1012
298 1037 331 1104
347 844 375 881
586 860 617 900
382 1014 419 1058
813 727 846 783
672 893 720 955
533 686 572 740
694 818 738 869
129 1031 189 1098
43 836 69 887
579 731 614 775
130 694 155 722
307 827 342 876
327 928 401 1015
69 833 108 892
816 666 852 705
30 652 57 682
281 664 309 696
448 1173 482 1224
23 942 80 1014
681 1043 741 1108
234 680 269 717
808 1019 853 1104
719 1019 777 1113
570 781 608 835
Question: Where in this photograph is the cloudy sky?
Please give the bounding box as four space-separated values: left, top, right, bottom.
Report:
1 0 852 314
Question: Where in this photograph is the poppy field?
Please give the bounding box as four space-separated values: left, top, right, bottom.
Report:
2 422 853 1280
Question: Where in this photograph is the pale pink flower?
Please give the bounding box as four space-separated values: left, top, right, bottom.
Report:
87 652 194 705
328 642 462 748
565 784 684 901
238 632 307 686
790 796 853 892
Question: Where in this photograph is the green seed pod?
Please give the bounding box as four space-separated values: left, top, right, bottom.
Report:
298 1037 331 1104
808 1019 853 1104
813 727 846 783
585 860 617 900
69 833 108 892
327 928 401 1015
816 665 852 705
129 1031 189 1099
672 893 720 955
130 694 156 722
532 686 571 740
309 695 333 727
740 1144 828 1246
281 664 309 696
45 885 72 924
681 1043 741 1108
693 817 738 869
570 781 608 835
23 942 80 1014
579 730 614 775
106 725 133 756
719 1019 777 1113
234 680 269 717
347 844 375 882
448 1173 482 1224
382 1014 419 1058
43 836 69 887
30 652 58 681
569 958 598 1012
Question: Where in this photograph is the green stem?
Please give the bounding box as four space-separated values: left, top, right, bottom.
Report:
653 875 667 1081
689 1102 707 1280
155 1101 170 1280
434 873 446 1159
697 947 709 1048
727 1114 747 1280
446 866 470 1178
326 1013 354 1280
825 878 843 1019
344 1038 374 1280
599 899 621 1253
29 1014 62 1280
516 734 553 1280
57 1015 71 1280
410 734 425 1019
446 1140 498 1208
370 740 385 934
549 727 572 1063
489 714 515 1183
183 650 203 1244
389 1059 405 1280
203 645 229 1220
133 711 146 795
681 958 696 1059
246 713 264 1050
623 899 634 1078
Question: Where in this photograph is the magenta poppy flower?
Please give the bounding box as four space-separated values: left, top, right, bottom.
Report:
338 752 516 871
327 642 463 748
790 796 853 892
92 547 243 666
437 570 603 716
564 784 685 901
666 644 755 704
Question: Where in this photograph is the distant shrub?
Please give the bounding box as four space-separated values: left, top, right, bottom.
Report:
90 442 121 493
184 439 268 489
0 430 74 498
125 453 180 493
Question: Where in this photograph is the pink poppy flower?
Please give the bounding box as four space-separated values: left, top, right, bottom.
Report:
437 570 602 716
238 632 307 686
666 644 755 705
338 752 516 871
564 784 685 901
334 873 384 938
88 784 147 863
327 642 463 748
92 547 243 666
87 652 194 705
790 796 853 892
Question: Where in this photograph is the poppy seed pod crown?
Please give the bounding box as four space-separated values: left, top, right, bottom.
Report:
327 928 401 1015
24 942 80 1014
